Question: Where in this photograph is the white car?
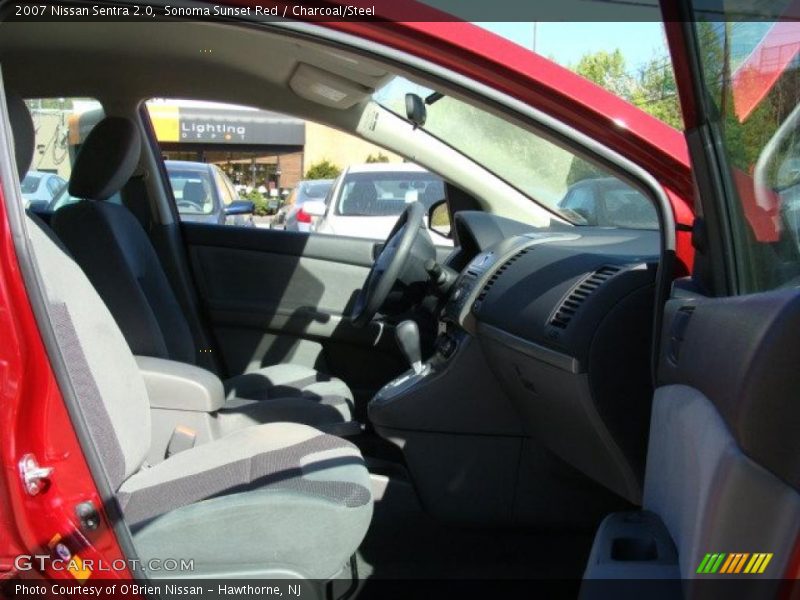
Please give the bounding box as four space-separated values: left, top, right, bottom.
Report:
21 170 67 208
303 163 446 241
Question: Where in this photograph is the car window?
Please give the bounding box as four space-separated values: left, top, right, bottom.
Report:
336 172 444 217
602 187 658 229
691 14 800 291
298 181 332 204
21 174 40 194
22 98 122 211
167 168 215 215
47 177 65 197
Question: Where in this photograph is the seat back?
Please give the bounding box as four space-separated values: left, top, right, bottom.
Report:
648 291 800 582
27 216 152 489
583 290 800 594
50 117 197 365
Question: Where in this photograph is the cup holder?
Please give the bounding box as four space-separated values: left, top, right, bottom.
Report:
611 537 659 561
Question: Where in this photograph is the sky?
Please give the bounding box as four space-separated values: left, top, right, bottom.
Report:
476 22 670 72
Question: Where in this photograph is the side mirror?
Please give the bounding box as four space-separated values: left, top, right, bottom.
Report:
427 200 451 238
225 200 255 216
301 200 327 217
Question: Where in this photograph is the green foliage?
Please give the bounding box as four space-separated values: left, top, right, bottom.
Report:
571 49 683 130
305 159 341 180
573 50 634 99
366 152 390 163
240 189 269 216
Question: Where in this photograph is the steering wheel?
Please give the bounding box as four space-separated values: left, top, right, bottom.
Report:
177 200 201 211
351 202 426 327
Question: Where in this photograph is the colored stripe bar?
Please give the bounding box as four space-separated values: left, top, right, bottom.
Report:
744 554 761 574
697 554 712 574
734 553 750 573
758 554 773 574
710 553 727 573
723 553 740 574
720 554 736 574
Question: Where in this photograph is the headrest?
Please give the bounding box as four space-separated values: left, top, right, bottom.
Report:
69 117 141 201
350 181 377 202
182 181 208 206
5 90 34 179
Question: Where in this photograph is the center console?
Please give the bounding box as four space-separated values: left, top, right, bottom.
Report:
367 226 657 527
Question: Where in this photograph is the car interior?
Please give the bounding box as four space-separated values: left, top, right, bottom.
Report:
0 16 798 597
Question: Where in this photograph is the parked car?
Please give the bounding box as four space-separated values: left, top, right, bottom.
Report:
303 164 445 239
272 178 333 231
558 177 658 229
165 160 254 225
20 170 66 209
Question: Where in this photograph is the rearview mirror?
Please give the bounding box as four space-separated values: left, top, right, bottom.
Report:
225 200 255 216
405 93 427 128
427 200 451 238
301 200 327 217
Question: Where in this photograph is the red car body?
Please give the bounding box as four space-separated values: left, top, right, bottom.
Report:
0 8 697 584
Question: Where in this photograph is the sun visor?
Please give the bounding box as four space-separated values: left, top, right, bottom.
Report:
289 63 373 109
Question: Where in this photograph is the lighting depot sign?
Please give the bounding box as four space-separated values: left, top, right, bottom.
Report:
146 103 305 146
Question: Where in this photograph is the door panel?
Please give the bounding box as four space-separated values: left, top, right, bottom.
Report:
182 223 407 404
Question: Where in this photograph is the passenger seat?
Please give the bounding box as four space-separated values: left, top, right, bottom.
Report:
7 90 373 579
582 293 800 596
48 115 355 429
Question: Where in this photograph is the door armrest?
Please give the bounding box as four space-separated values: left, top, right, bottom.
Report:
135 356 224 413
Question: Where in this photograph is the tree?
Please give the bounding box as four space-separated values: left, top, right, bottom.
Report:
365 152 390 163
573 50 636 99
630 58 683 130
305 159 341 180
570 49 683 130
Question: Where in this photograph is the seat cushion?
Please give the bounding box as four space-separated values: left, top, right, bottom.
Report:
224 364 354 422
120 423 373 579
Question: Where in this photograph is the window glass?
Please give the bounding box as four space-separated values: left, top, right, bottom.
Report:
373 77 658 230
336 171 444 217
166 167 216 215
603 186 658 229
692 13 800 290
22 98 121 210
21 174 40 195
297 180 333 204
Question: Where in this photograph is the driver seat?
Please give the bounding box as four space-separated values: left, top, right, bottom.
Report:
181 180 210 211
50 116 354 427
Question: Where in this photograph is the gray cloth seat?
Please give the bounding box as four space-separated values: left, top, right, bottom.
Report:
48 116 354 426
582 292 800 594
27 212 373 579
7 90 372 579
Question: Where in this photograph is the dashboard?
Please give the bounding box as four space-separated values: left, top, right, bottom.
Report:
440 211 661 501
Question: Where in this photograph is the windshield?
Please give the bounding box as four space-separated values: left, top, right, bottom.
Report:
336 171 444 217
373 77 656 228
298 180 333 204
21 174 41 194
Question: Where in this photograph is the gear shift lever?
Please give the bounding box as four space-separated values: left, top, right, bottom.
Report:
395 320 423 374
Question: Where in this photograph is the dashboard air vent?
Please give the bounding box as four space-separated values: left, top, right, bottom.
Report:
549 265 623 330
475 248 530 303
